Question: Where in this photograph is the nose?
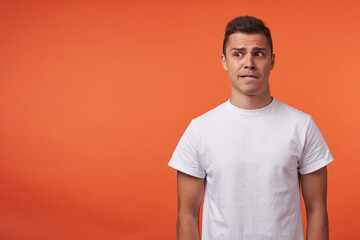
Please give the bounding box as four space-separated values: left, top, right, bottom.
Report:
244 55 256 70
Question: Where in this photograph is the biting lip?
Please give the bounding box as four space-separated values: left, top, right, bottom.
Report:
240 74 259 78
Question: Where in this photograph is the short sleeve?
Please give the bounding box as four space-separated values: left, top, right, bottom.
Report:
168 120 206 178
298 117 334 174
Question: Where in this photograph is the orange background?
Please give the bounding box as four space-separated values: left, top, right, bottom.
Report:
1 0 359 239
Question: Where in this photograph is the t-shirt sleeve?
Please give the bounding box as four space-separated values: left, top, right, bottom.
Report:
168 120 206 178
298 117 334 174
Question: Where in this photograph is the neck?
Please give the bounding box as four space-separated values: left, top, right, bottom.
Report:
230 91 273 110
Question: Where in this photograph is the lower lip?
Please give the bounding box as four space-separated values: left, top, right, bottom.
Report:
241 76 258 82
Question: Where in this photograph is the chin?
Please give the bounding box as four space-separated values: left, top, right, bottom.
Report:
242 88 260 96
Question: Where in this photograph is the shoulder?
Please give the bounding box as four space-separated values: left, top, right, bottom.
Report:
190 100 228 127
273 98 312 124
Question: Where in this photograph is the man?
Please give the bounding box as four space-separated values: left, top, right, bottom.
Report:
168 16 334 240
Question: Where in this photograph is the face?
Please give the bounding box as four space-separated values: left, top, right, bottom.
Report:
221 32 275 98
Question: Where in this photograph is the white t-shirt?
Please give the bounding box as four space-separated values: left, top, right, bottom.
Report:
168 97 334 240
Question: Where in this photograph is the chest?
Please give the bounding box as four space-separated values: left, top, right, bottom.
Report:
200 117 304 180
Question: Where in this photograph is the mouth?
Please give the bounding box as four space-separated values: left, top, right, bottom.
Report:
239 74 259 78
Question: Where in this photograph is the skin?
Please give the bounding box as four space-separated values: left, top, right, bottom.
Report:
221 32 275 109
176 171 204 240
176 32 329 240
301 166 329 240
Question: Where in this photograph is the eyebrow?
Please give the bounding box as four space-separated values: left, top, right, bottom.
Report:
230 47 267 51
230 48 246 51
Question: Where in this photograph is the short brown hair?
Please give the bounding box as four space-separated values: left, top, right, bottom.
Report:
223 16 273 55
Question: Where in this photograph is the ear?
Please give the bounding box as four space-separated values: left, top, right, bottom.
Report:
270 53 275 70
221 54 228 71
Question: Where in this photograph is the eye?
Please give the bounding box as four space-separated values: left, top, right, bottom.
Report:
255 52 264 56
234 52 243 57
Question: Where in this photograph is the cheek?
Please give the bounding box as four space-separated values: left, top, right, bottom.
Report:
229 67 239 77
261 65 272 75
228 62 240 72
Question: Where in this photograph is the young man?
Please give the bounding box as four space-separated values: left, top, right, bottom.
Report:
168 16 334 240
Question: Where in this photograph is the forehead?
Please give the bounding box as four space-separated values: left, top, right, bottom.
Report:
226 32 270 50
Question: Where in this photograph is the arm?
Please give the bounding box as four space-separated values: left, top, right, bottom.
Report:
177 171 205 240
300 166 329 240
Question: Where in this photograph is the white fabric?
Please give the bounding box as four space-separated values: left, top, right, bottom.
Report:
168 97 334 240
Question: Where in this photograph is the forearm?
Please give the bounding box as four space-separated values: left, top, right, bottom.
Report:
177 214 200 240
306 209 329 240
